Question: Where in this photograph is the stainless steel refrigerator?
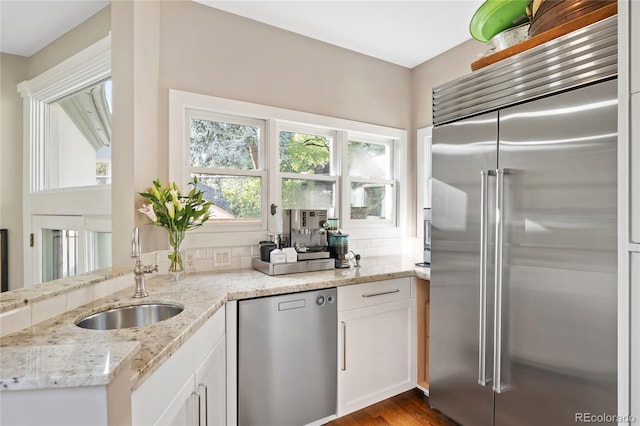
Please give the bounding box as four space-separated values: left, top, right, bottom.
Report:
429 78 618 426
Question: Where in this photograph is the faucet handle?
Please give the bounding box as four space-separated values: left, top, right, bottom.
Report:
131 227 141 258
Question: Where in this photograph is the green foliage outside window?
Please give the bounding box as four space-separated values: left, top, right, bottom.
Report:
279 131 331 174
190 119 259 170
189 119 392 220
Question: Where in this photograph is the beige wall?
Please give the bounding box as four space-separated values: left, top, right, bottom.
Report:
159 1 411 129
28 5 111 79
111 0 413 265
411 38 486 129
0 53 28 289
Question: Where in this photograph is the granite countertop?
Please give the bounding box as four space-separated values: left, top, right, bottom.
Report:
0 255 429 392
0 266 131 313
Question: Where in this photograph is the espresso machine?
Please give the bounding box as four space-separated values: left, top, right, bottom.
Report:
282 209 331 260
252 209 334 275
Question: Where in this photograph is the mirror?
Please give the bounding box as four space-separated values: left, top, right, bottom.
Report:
47 78 112 190
0 4 112 291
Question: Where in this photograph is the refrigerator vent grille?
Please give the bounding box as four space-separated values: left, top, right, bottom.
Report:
432 16 617 125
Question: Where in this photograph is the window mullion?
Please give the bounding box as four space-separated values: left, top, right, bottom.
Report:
278 172 337 182
267 119 280 233
189 167 264 178
338 130 348 226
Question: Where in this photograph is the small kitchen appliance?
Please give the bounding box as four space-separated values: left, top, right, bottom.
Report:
252 209 334 275
328 231 350 269
416 208 431 267
283 209 330 258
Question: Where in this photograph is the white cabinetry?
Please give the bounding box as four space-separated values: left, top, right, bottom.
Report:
132 306 226 426
632 254 640 421
337 277 416 416
631 93 640 243
631 0 640 95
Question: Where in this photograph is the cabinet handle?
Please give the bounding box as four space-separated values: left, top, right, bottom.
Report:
191 391 201 426
361 288 400 298
198 383 208 426
342 321 347 371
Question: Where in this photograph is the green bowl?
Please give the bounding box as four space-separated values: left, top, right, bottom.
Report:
470 0 529 42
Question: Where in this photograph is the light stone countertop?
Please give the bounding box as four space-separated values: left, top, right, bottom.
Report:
0 255 430 392
0 266 131 313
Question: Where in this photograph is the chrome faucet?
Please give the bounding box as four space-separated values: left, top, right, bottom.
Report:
131 227 159 298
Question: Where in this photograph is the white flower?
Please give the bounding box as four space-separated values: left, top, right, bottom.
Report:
165 201 175 219
138 204 157 222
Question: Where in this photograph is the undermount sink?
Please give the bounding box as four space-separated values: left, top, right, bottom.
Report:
75 302 184 330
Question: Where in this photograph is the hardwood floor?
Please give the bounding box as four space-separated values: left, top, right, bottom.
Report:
325 389 456 426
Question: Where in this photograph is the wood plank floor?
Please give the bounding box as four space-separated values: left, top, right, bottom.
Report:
325 389 456 426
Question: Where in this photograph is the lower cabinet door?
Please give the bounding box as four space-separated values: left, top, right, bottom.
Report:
195 334 226 426
156 375 197 426
337 298 415 416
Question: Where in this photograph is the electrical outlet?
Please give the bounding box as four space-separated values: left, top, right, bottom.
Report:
186 251 194 268
213 248 231 267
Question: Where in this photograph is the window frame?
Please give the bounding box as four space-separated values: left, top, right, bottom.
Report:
169 90 407 244
416 126 433 239
343 133 397 229
185 109 268 231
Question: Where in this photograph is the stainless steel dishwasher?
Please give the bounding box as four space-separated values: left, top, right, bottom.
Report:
238 288 337 426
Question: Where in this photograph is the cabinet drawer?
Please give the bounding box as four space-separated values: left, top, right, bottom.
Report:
338 277 411 311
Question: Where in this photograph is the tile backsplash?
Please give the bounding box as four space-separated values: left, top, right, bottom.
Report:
1 237 422 337
142 237 422 274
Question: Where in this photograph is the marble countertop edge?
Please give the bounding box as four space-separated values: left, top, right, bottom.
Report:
0 341 140 391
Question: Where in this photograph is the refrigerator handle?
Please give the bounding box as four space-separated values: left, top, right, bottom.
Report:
493 168 511 394
478 169 495 386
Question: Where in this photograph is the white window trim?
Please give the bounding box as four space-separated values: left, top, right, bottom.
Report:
169 89 408 244
342 133 398 230
18 35 112 286
416 126 433 239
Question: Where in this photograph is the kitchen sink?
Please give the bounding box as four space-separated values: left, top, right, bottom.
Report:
75 302 184 330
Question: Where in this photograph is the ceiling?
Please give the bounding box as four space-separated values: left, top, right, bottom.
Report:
0 0 110 57
1 0 484 68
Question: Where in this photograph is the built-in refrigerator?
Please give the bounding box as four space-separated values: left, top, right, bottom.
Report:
429 17 619 424
430 76 618 426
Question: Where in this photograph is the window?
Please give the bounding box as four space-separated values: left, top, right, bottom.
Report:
347 137 395 222
187 111 266 225
170 90 407 241
279 128 337 211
